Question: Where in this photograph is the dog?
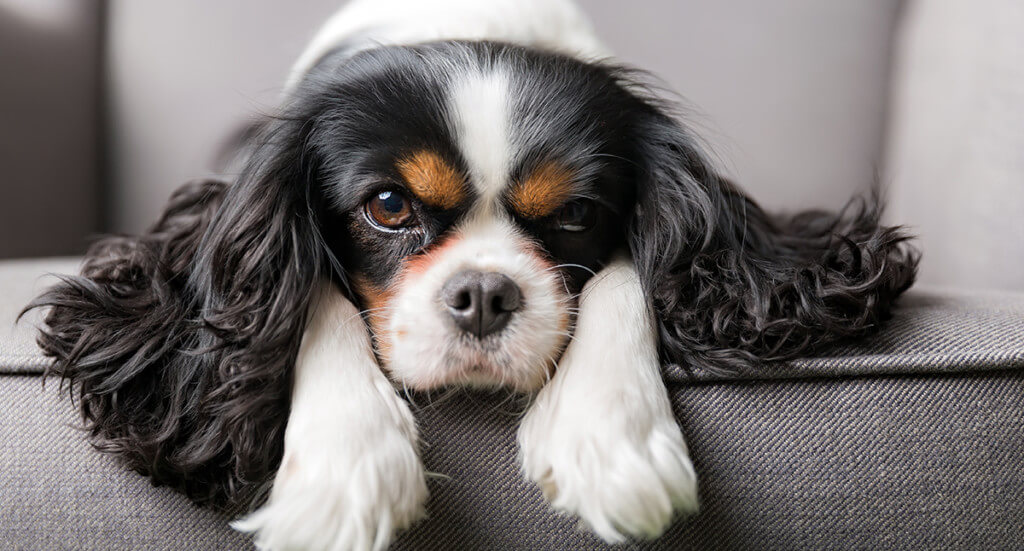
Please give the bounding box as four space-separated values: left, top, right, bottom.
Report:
30 0 918 549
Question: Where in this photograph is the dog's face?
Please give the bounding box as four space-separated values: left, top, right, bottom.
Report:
299 42 641 391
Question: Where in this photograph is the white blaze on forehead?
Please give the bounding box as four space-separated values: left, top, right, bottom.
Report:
448 70 513 206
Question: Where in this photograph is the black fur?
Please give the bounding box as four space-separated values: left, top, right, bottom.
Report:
26 40 917 512
27 111 329 510
627 106 918 376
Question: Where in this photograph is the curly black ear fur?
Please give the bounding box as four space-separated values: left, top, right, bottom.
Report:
25 117 327 511
628 109 919 377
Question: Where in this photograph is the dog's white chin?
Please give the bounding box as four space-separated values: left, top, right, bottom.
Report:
383 335 563 393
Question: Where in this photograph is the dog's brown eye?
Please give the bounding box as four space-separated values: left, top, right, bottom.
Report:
554 199 596 232
366 191 416 229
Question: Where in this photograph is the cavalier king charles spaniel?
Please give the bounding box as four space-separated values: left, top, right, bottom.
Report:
31 0 917 549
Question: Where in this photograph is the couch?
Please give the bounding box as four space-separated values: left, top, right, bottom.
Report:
3 0 1023 549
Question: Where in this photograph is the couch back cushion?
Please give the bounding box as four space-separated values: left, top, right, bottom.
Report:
103 0 901 233
0 0 101 258
886 0 1024 291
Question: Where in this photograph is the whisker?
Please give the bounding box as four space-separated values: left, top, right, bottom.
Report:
505 392 534 417
401 379 419 410
576 151 639 168
489 389 521 416
543 354 558 385
341 305 398 325
546 263 598 278
430 386 460 407
558 270 572 296
553 331 578 343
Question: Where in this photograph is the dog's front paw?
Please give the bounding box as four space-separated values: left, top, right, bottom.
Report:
233 425 427 551
518 257 698 542
519 391 698 543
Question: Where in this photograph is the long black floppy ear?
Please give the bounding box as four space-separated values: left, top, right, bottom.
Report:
27 115 327 511
627 108 918 377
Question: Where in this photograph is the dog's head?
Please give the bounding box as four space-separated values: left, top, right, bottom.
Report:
296 43 639 391
265 40 917 391
210 40 918 392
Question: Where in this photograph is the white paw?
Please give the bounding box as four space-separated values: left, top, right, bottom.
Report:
518 390 698 543
517 257 698 543
233 425 427 551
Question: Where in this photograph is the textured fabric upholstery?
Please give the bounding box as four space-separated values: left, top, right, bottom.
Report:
5 372 1022 550
0 376 249 551
0 258 80 374
3 258 1023 550
399 374 1024 550
673 288 1024 382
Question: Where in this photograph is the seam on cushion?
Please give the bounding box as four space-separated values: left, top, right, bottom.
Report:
786 351 1024 372
669 366 1024 388
0 354 50 375
665 353 1024 385
790 350 1024 361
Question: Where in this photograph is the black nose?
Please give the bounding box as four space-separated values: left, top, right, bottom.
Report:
441 270 522 338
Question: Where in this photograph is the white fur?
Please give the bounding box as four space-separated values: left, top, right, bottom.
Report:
449 69 513 205
286 0 610 92
518 257 699 542
385 212 568 392
233 284 427 551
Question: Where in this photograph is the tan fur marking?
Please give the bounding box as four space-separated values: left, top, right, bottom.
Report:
509 162 576 218
396 150 466 210
352 275 395 363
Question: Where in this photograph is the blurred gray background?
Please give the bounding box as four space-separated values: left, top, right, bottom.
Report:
2 0 1022 291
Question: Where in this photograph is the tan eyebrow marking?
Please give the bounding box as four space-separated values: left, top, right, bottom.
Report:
395 150 467 210
509 162 576 219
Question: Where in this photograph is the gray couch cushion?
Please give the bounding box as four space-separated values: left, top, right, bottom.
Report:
400 373 1024 550
5 370 1022 550
3 257 1023 550
0 376 248 551
673 289 1024 382
0 258 80 374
